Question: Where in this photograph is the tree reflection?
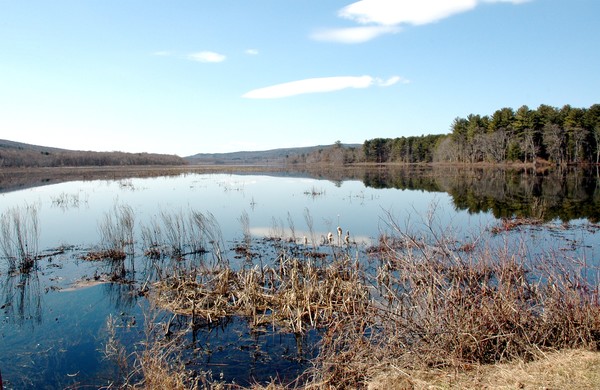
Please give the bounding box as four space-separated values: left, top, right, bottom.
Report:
359 166 600 222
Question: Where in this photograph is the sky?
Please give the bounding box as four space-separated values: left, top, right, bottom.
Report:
1 0 599 156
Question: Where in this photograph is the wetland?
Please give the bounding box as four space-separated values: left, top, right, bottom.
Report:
1 165 600 389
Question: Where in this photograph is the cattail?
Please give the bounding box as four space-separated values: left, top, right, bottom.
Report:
327 232 334 244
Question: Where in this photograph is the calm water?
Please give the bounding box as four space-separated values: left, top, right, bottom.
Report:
1 169 599 388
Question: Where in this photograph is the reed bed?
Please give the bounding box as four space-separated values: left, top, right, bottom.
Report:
92 206 600 389
306 219 600 388
150 253 369 334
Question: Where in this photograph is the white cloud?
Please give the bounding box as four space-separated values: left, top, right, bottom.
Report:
245 49 259 55
188 51 226 63
375 76 409 87
311 25 400 44
339 0 477 26
242 75 402 99
315 0 531 43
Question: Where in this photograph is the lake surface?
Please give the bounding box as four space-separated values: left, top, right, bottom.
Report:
1 166 599 388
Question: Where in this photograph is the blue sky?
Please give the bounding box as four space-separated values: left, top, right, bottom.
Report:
1 0 598 156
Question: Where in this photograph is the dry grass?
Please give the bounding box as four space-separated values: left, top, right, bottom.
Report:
366 349 600 389
102 206 600 389
303 211 600 388
150 253 369 334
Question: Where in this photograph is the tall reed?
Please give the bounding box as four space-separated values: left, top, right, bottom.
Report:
0 204 40 273
309 216 600 388
98 203 135 257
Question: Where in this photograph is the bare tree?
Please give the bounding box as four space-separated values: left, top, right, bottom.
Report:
543 123 564 165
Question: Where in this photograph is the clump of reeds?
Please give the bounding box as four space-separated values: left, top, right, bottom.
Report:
82 203 135 281
95 202 135 260
307 216 600 388
0 203 40 273
490 216 543 233
151 268 236 322
149 250 370 335
140 209 208 260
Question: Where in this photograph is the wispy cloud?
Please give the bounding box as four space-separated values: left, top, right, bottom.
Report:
188 51 226 63
312 25 400 44
242 75 405 99
245 49 259 55
314 0 531 43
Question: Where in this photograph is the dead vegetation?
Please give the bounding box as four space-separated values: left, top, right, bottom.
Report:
150 254 369 334
366 349 600 390
92 206 600 389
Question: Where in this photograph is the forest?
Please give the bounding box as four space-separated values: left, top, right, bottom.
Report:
290 104 600 166
0 147 186 168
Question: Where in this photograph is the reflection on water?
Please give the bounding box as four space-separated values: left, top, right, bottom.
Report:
359 166 600 222
0 166 599 388
2 270 42 327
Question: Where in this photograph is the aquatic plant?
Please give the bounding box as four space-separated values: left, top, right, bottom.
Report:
0 204 40 273
98 203 135 258
191 211 228 267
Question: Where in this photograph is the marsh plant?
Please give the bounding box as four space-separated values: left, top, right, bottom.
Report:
97 203 135 259
191 211 228 267
308 218 600 388
139 211 600 389
0 203 40 273
140 210 225 264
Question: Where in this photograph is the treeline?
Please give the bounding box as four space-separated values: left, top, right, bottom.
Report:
0 148 186 168
363 134 445 163
287 104 600 166
285 141 363 165
439 104 600 165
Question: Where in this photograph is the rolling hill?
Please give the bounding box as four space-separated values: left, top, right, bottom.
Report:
185 144 361 165
0 139 186 167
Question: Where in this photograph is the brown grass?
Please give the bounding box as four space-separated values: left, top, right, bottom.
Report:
123 210 600 389
366 349 600 390
150 254 369 334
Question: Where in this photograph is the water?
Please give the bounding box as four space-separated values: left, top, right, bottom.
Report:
0 168 598 388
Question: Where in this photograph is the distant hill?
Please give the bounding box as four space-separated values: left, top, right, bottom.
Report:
0 139 67 153
0 139 186 168
185 144 361 165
